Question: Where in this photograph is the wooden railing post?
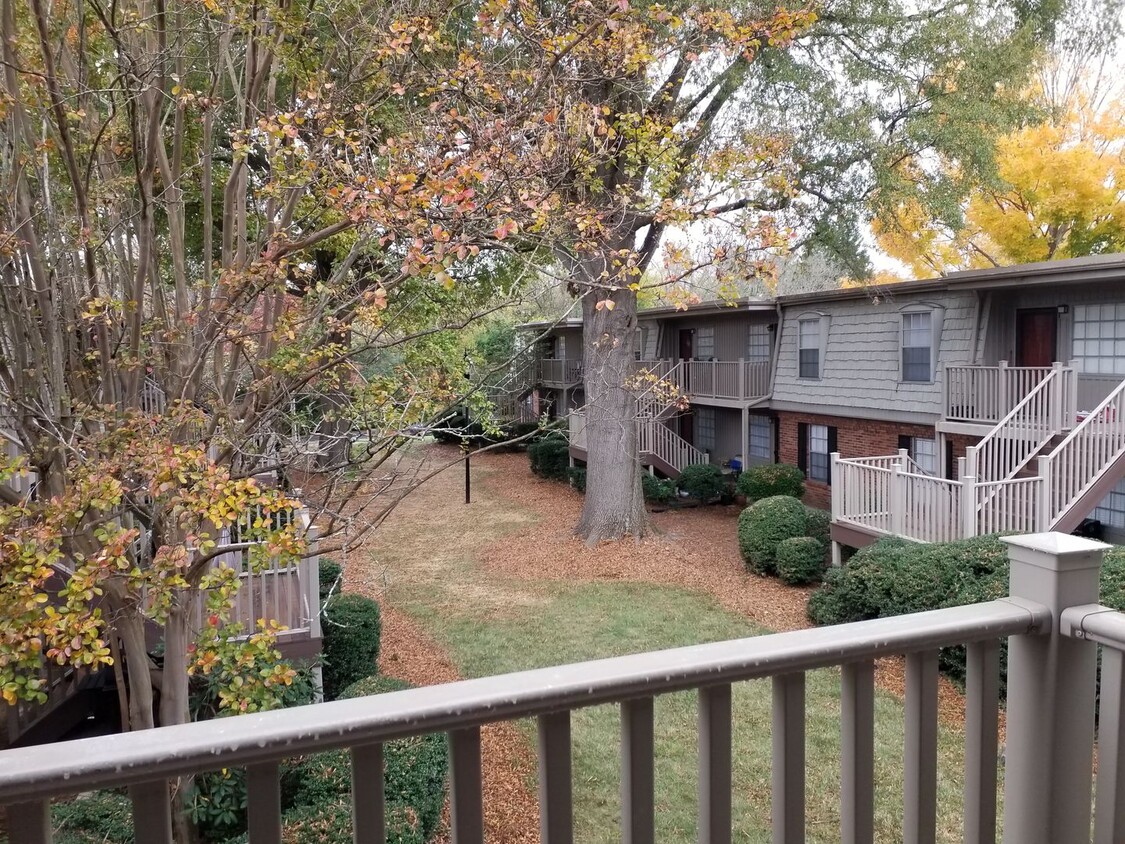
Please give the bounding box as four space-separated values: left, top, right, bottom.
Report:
960 466 977 539
891 464 905 536
998 360 1009 420
1001 533 1107 844
738 358 746 400
1036 456 1052 531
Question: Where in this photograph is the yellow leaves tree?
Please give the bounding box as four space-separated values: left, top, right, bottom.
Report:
877 85 1125 276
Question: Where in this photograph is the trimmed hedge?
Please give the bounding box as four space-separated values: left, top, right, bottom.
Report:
321 593 382 700
775 536 826 586
737 496 808 575
803 506 831 547
567 466 586 493
319 558 342 601
642 473 677 504
676 463 727 503
528 436 570 481
806 536 1125 690
736 463 805 502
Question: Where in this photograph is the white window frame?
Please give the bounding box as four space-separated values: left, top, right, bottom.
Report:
797 315 827 379
1072 303 1125 376
898 303 944 384
748 415 772 460
696 326 716 361
910 436 937 476
808 424 830 482
696 407 716 452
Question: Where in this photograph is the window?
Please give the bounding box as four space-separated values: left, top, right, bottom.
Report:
1072 303 1125 375
696 408 716 452
911 437 936 475
748 415 772 460
1094 478 1125 529
697 326 715 360
747 324 771 362
798 422 835 484
902 312 932 382
798 319 820 378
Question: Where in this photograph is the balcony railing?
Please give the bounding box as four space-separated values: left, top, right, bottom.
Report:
682 359 770 402
537 358 583 386
3 534 1120 844
944 362 1071 426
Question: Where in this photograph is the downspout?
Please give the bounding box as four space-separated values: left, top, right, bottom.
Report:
766 301 784 399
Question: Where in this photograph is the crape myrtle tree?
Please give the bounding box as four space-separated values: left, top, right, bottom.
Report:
394 0 1062 542
0 0 542 765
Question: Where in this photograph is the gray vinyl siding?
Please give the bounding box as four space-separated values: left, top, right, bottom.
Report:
772 291 977 418
654 313 776 360
558 328 583 359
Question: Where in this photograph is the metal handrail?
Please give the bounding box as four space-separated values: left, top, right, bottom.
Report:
0 599 1045 802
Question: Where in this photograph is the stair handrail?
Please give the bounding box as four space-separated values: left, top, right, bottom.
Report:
1039 375 1125 528
965 365 1064 485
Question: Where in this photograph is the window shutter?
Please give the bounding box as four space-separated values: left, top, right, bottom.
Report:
946 439 955 480
826 426 838 485
772 414 781 463
797 422 808 474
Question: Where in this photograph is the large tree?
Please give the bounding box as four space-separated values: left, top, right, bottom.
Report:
390 0 1060 542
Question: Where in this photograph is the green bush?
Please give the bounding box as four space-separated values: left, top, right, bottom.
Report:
736 463 805 502
737 495 808 575
803 506 831 547
528 436 570 481
642 473 677 504
278 675 447 844
567 466 586 493
321 593 382 700
775 536 827 586
53 792 134 844
319 558 342 601
676 463 727 503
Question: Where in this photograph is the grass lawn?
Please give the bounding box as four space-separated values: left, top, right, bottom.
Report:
364 453 992 843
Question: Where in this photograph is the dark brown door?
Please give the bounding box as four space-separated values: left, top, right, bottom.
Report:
678 329 694 360
679 412 694 445
1016 309 1058 367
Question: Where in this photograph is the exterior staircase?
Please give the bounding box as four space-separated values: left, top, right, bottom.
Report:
833 364 1125 546
567 361 708 479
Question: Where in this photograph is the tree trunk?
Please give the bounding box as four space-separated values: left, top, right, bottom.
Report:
574 272 650 544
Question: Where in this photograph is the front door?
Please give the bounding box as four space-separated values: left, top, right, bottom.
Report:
679 411 694 446
679 329 694 360
1016 309 1058 367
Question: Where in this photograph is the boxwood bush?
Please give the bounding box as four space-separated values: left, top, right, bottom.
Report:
737 495 808 575
803 505 831 547
528 436 570 481
321 593 382 700
775 536 827 586
807 536 1125 691
567 465 586 493
318 558 342 602
642 473 676 504
736 463 805 502
676 463 727 503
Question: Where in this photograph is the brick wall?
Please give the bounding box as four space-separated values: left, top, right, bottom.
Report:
776 411 937 509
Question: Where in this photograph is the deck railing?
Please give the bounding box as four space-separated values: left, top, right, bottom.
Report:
3 534 1118 844
944 363 1060 426
569 410 706 476
537 358 583 386
682 359 770 401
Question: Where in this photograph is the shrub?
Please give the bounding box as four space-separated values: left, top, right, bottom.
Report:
642 473 676 504
737 495 808 575
321 593 382 700
803 506 831 547
319 558 342 601
775 536 827 586
528 436 570 481
676 463 727 503
53 792 134 844
567 466 586 493
736 463 805 502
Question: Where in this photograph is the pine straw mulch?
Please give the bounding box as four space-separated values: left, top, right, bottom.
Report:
376 604 540 844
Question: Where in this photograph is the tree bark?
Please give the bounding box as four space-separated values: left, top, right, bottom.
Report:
573 268 650 544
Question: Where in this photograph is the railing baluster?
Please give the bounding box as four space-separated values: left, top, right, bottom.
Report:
450 727 485 844
247 762 282 844
538 710 573 844
351 743 386 844
772 673 806 844
1096 646 1125 844
964 641 1000 844
699 683 733 844
8 800 52 844
904 651 939 844
621 697 655 844
841 661 875 844
130 780 172 844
